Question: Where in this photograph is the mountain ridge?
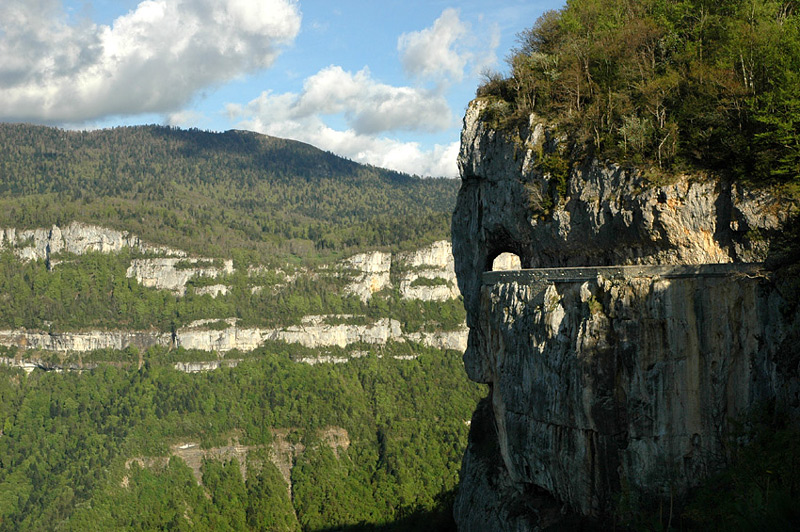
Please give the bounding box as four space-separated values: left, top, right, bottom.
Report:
0 122 459 264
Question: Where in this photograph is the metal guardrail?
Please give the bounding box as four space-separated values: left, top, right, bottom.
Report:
482 263 765 285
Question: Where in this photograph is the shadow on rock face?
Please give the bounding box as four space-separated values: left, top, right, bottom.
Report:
451 101 800 530
765 214 800 406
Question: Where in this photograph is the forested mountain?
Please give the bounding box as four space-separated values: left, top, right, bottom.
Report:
0 123 459 264
0 124 478 531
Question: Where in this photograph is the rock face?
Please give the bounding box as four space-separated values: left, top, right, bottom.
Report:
474 265 790 517
0 223 469 359
175 317 468 353
125 427 349 502
341 241 463 303
451 99 799 526
1 221 464 303
0 318 468 356
397 240 460 302
174 360 241 373
454 101 788 342
193 284 231 297
0 329 171 352
0 221 235 295
342 251 392 302
0 221 184 262
175 316 404 351
127 258 234 295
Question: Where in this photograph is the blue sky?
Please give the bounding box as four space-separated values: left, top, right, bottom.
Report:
0 0 564 176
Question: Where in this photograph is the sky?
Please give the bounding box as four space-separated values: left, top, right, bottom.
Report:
0 0 564 177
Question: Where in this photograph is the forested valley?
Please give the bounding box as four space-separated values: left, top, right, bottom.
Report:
0 346 482 531
0 124 479 531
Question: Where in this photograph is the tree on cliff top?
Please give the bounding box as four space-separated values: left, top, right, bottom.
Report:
482 0 800 192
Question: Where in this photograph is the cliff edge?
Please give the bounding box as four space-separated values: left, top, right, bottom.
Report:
452 99 800 529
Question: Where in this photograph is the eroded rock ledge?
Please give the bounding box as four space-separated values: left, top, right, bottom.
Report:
0 319 468 357
451 100 799 528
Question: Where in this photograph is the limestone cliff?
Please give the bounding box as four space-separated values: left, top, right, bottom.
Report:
126 258 234 295
1 221 464 303
0 318 468 359
0 329 171 352
452 100 799 527
0 221 235 295
342 251 393 302
0 222 466 358
396 240 460 302
341 242 462 303
0 221 185 262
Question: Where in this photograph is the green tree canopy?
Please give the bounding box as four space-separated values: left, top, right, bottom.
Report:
483 0 800 190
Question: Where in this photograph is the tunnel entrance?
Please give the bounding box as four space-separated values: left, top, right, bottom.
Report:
491 252 521 271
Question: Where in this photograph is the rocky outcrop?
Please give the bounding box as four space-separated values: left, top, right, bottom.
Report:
0 221 237 295
174 317 403 351
193 284 231 297
127 258 234 295
342 251 392 302
0 221 185 262
274 317 402 349
1 221 464 303
397 240 460 302
0 223 469 358
175 316 467 353
0 329 170 352
0 318 468 356
340 242 465 303
0 356 97 373
124 427 349 500
453 100 788 345
406 327 469 352
451 99 799 527
174 360 241 373
466 265 792 519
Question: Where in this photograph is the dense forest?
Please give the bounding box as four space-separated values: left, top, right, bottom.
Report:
0 249 466 332
0 124 459 264
480 0 800 194
0 345 484 531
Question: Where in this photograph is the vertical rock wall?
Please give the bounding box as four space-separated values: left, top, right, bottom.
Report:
451 99 799 528
476 267 790 517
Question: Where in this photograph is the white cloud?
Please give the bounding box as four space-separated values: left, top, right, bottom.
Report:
307 66 452 133
398 8 500 82
0 0 301 123
237 111 459 177
228 65 452 136
166 109 206 128
398 8 467 81
225 64 459 176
